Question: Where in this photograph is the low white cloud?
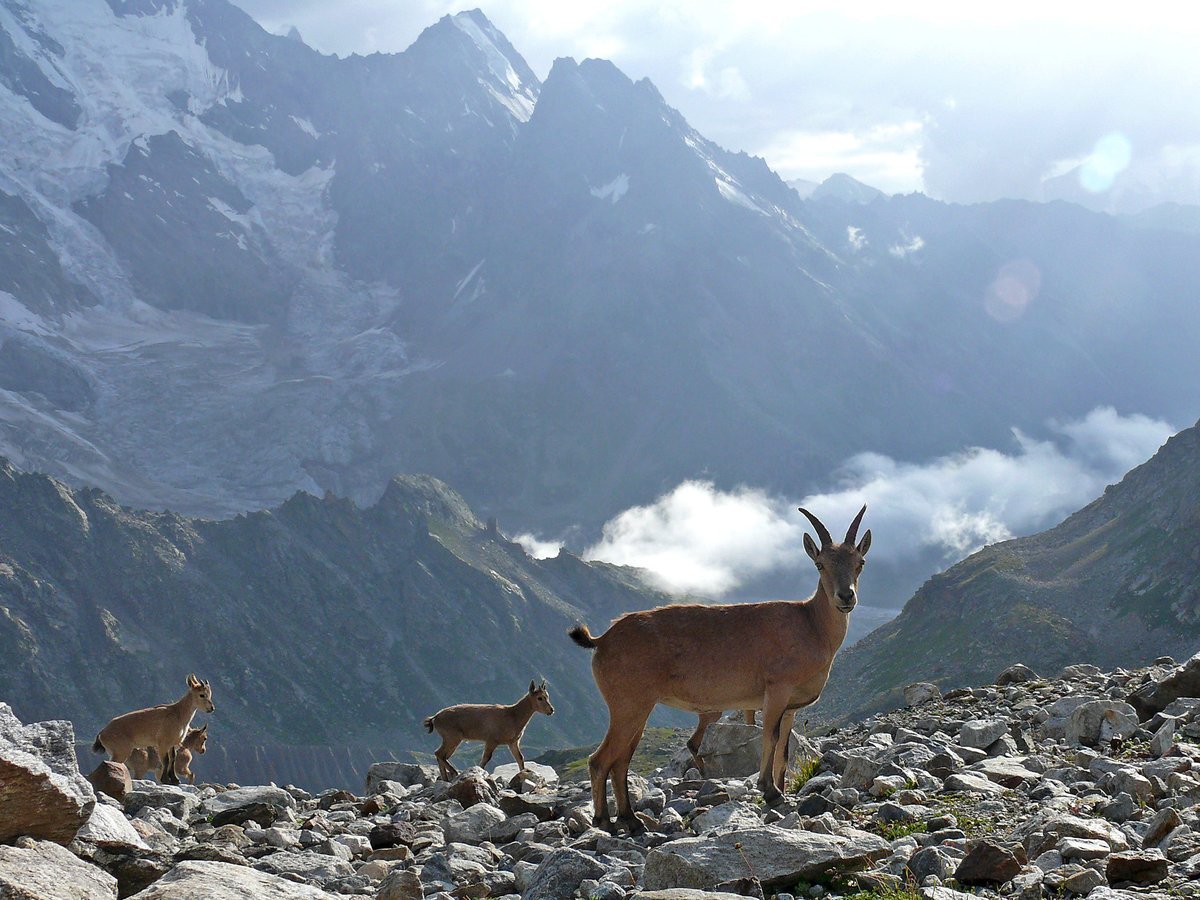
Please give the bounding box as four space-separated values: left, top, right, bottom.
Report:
584 482 803 595
582 407 1174 596
512 532 564 559
760 122 925 195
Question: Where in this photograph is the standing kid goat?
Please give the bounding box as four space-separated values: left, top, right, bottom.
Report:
92 674 215 781
424 681 555 780
570 505 871 832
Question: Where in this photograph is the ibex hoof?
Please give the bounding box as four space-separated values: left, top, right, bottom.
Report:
617 814 646 835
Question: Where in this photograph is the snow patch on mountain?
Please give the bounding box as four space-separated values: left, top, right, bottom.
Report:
590 173 629 204
452 12 535 123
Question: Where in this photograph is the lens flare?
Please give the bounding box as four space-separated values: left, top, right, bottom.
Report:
1079 133 1132 193
984 258 1041 323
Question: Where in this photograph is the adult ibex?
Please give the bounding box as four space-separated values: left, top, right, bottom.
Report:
571 505 870 831
93 674 214 780
424 680 555 780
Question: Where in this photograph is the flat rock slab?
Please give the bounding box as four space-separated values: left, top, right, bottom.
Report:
0 839 118 899
492 761 558 784
0 702 96 844
252 849 355 884
128 859 332 898
969 758 1041 788
942 772 1006 796
642 825 889 890
204 786 296 817
638 892 754 900
77 802 151 850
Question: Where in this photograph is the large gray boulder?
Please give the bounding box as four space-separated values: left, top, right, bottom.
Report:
642 825 889 890
0 838 118 899
696 724 799 779
206 786 296 814
77 802 151 851
523 846 608 900
366 762 438 794
0 702 96 844
128 859 332 898
443 802 507 843
124 784 198 822
1128 653 1200 720
1067 701 1138 746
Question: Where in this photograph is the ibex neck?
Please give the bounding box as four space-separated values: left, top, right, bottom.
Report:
171 690 201 725
509 693 536 725
809 582 851 655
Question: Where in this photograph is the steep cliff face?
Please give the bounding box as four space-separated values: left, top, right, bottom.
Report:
823 420 1200 721
0 460 671 787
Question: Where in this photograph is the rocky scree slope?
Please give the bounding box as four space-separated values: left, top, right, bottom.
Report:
823 418 1200 722
0 458 672 788
6 652 1200 899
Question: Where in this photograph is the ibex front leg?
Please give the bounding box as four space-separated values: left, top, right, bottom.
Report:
757 687 789 806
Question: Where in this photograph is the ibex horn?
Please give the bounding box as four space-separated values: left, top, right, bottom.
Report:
797 507 832 548
844 504 867 545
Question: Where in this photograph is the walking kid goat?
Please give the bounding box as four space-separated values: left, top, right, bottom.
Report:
570 505 871 831
424 680 555 780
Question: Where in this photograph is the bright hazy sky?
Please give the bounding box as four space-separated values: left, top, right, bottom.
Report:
236 0 1200 208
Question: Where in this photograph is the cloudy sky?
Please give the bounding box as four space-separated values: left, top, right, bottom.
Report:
514 407 1175 609
237 0 1200 207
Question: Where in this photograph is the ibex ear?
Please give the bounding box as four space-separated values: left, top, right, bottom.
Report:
200 724 208 732
857 530 872 556
803 533 820 561
187 673 199 687
529 680 536 694
540 680 547 690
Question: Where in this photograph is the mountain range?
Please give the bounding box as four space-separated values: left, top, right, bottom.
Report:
823 415 1200 721
0 457 672 787
2 0 1200 554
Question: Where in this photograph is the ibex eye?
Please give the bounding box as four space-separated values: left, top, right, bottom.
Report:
815 562 824 570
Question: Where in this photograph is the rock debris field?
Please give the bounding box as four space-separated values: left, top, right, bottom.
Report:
3 653 1200 900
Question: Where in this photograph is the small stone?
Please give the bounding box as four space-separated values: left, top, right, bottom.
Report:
1061 867 1106 894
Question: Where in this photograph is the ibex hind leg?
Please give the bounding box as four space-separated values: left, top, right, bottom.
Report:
686 711 722 775
590 696 654 831
613 718 652 834
435 737 462 781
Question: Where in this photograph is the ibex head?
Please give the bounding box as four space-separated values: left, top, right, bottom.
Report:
529 679 555 716
186 673 215 713
184 724 208 753
798 504 871 613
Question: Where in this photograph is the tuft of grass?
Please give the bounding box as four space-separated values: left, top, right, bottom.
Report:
871 820 928 841
787 756 821 793
840 880 922 900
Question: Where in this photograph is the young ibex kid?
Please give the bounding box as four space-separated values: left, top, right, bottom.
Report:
424 680 555 780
